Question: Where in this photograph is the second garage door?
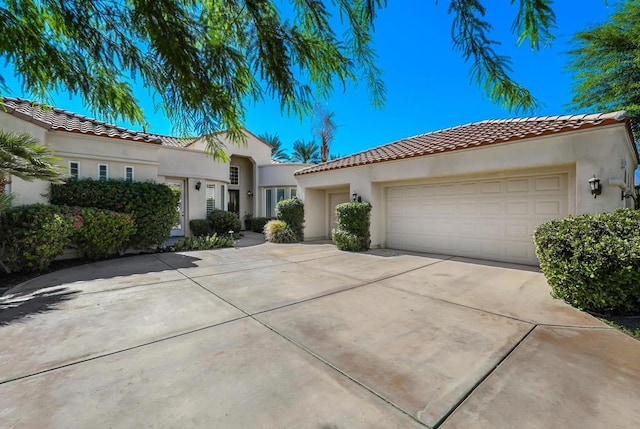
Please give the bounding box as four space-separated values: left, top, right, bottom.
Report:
386 172 569 265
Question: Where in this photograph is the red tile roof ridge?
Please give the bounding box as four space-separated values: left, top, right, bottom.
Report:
295 110 632 176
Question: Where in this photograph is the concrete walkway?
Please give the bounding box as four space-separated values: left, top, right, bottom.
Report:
1 237 639 428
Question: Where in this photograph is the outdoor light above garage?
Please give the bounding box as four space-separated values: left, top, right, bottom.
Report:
588 176 602 198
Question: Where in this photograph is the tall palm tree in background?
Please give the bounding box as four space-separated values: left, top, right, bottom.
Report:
290 139 321 164
313 104 336 162
0 130 62 212
259 132 290 162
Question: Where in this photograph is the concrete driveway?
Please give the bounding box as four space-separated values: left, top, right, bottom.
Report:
2 235 640 428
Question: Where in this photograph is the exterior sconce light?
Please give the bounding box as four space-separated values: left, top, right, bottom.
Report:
588 176 601 198
351 191 358 202
195 181 202 191
247 190 253 198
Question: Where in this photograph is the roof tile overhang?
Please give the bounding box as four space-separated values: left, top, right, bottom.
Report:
295 111 638 176
0 96 185 146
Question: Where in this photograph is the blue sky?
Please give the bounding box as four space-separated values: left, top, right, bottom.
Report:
1 0 622 158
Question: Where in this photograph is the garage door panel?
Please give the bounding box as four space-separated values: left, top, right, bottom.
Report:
386 172 569 265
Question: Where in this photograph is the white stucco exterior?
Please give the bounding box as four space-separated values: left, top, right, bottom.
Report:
296 123 638 264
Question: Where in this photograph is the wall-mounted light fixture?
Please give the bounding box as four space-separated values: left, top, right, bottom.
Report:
588 176 601 198
247 190 253 198
351 191 358 202
195 181 202 191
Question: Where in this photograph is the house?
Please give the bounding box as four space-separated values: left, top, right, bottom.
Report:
0 97 305 237
295 112 639 265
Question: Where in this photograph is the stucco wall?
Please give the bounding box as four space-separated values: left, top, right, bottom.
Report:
297 123 639 245
158 146 228 182
259 164 307 187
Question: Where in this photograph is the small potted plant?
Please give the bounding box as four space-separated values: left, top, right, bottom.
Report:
243 212 253 231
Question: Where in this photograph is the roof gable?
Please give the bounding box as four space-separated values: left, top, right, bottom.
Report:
295 112 637 176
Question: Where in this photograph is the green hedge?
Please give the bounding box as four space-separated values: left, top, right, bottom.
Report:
189 219 213 237
251 217 272 233
534 208 640 313
207 209 242 236
275 198 304 241
0 204 138 272
0 205 75 272
64 207 136 259
332 202 371 251
174 234 234 251
51 179 178 248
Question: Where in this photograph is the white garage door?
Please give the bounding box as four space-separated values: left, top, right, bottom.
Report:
386 173 569 265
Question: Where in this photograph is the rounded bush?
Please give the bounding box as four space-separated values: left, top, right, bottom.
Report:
275 198 304 241
207 209 241 236
189 219 212 237
0 205 75 272
332 202 371 251
534 208 640 313
251 217 272 233
64 207 136 259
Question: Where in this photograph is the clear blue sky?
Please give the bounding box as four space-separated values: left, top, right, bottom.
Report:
1 0 623 159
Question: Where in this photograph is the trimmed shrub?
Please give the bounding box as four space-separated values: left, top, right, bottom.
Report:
534 208 640 313
64 207 136 259
264 220 297 243
207 209 242 236
332 202 372 252
51 179 179 248
275 198 304 241
174 234 234 251
189 219 212 237
251 217 272 233
0 205 75 272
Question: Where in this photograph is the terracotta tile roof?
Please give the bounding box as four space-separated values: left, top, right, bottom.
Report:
1 97 191 146
295 112 636 176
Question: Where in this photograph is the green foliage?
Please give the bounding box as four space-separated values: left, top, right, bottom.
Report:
259 132 289 162
174 234 234 251
189 219 213 237
275 198 304 241
64 207 136 260
251 217 273 233
567 1 640 138
50 179 179 248
0 204 75 272
332 202 371 252
290 140 321 164
264 220 297 243
534 209 640 313
0 130 63 194
207 209 242 236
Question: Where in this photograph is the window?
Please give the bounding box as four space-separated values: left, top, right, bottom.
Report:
265 189 274 217
98 164 108 181
290 187 297 199
124 166 134 182
206 182 216 216
276 187 286 202
69 161 80 180
229 165 239 185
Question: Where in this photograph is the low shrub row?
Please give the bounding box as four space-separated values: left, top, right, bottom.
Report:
534 208 640 313
0 204 136 272
174 234 234 251
332 202 371 251
189 210 242 238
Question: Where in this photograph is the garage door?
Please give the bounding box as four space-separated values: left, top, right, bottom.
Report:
386 173 569 265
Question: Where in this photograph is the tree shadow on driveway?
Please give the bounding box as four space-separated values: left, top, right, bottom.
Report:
0 287 79 326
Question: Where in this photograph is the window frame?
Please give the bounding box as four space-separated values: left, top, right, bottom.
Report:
124 166 134 182
98 164 109 181
229 165 240 186
68 161 80 180
205 182 216 216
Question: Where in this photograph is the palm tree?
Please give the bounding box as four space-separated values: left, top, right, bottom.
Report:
0 130 62 211
313 104 337 162
290 139 321 164
259 132 290 162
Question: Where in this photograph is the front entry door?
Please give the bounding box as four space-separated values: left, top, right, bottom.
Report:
228 189 240 216
166 179 185 237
